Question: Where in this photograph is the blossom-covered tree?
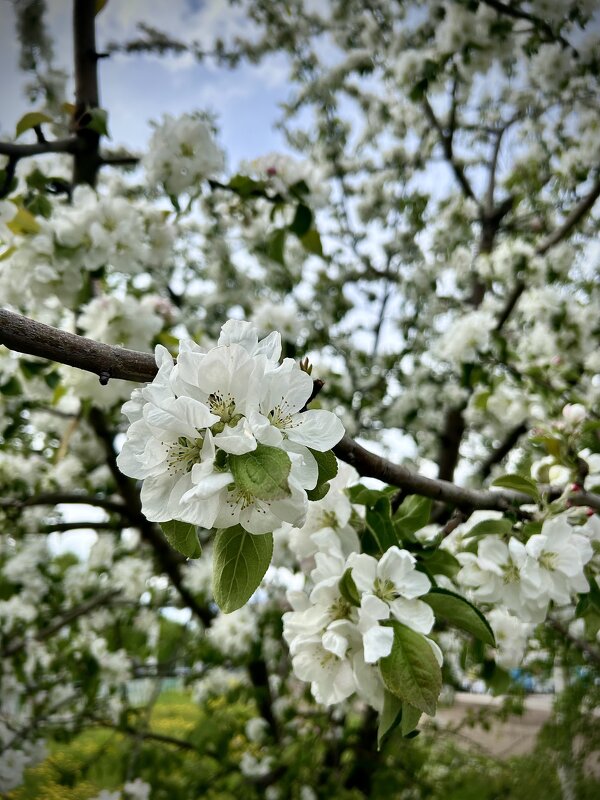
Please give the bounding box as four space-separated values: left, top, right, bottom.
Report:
1 1 600 797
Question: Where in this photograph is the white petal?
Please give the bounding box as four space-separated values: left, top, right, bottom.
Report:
389 598 434 634
287 410 345 451
214 417 257 454
363 624 394 663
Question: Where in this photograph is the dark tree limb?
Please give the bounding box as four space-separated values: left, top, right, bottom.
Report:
422 96 479 206
479 0 577 54
0 491 129 517
1 308 599 514
0 308 157 383
2 589 121 657
0 138 78 158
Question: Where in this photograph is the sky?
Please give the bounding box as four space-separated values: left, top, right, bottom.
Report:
0 0 293 166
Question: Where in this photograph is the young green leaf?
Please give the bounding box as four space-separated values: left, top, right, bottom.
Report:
300 228 323 256
229 444 291 501
160 520 202 559
422 587 495 647
289 203 313 237
377 690 403 749
394 494 432 537
212 526 273 613
309 448 338 483
464 517 513 539
379 621 442 716
401 702 422 737
15 111 53 139
491 474 539 501
338 568 361 607
365 496 397 555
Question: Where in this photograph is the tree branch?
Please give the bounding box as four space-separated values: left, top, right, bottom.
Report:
1 308 599 515
2 589 121 657
548 618 600 667
0 491 129 517
478 0 577 54
0 308 157 383
422 96 479 206
0 138 78 158
90 718 197 751
495 170 600 331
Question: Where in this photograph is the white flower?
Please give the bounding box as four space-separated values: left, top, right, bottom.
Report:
289 632 357 705
562 403 586 426
488 608 532 669
524 515 593 606
457 537 547 622
249 358 344 452
118 321 344 534
347 547 433 633
143 112 224 195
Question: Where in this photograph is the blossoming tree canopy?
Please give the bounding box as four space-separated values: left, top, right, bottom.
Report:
0 0 600 795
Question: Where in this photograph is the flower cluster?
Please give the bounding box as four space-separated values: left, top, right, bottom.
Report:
117 320 344 533
456 514 594 623
281 476 440 707
143 112 224 196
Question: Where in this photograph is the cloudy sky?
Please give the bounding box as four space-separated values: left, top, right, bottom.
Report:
0 0 293 166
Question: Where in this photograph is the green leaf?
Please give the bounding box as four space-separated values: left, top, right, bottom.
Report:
300 228 323 256
266 228 286 265
401 702 422 737
289 203 313 237
83 108 110 137
309 448 338 483
464 517 513 539
15 111 53 139
338 568 360 607
305 450 337 502
7 207 40 234
422 587 495 647
212 525 273 613
348 484 395 507
306 482 330 501
229 443 292 501
227 174 267 197
377 690 402 749
365 496 397 555
491 474 539 501
160 520 202 559
394 495 432 538
379 621 442 716
418 549 460 581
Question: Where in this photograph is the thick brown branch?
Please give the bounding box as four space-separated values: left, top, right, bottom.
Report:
73 0 101 186
0 308 157 383
334 435 526 511
2 309 599 515
0 138 78 158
